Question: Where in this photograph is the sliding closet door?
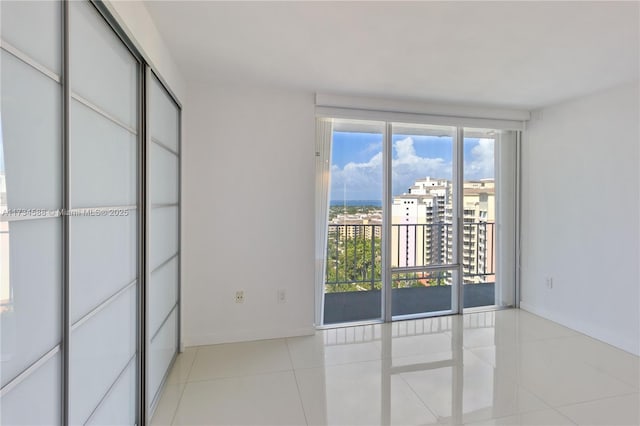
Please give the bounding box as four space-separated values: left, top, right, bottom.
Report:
2 1 183 423
147 73 180 410
68 2 139 424
0 2 63 424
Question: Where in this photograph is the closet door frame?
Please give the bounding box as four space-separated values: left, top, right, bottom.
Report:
60 1 182 424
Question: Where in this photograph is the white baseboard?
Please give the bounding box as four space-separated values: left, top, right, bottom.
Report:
519 301 541 316
184 326 316 347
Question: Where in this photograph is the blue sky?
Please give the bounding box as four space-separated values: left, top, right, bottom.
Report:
330 131 495 201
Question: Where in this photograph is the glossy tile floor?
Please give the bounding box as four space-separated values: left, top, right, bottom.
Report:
151 309 640 425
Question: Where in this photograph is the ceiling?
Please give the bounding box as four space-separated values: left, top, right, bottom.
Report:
144 1 639 110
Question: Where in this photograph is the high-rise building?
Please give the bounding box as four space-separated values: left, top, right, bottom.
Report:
328 211 382 240
391 177 495 284
391 177 450 268
461 180 495 283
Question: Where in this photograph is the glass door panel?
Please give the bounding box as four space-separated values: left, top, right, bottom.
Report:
323 119 384 324
462 128 516 309
390 123 457 317
391 270 457 316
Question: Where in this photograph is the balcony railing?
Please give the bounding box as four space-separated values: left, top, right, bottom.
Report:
326 222 495 292
326 224 381 291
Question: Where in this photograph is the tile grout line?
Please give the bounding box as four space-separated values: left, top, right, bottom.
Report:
395 371 442 423
526 352 636 404
572 352 640 390
531 333 640 390
512 381 579 426
183 346 199 383
468 408 578 426
285 337 310 426
503 341 563 418
182 340 293 382
553 408 580 426
552 391 640 426
179 367 295 385
410 315 588 424
168 346 199 426
492 338 637 421
553 390 640 411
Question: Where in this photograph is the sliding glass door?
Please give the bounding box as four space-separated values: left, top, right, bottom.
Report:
318 118 518 325
390 123 458 318
462 129 517 309
322 120 384 324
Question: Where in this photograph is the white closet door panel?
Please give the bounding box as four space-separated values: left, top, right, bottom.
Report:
1 0 62 74
85 357 136 426
0 218 61 387
1 50 61 210
69 284 136 425
69 0 137 129
149 206 178 270
0 352 61 426
149 76 179 153
149 309 177 402
149 256 178 337
150 143 178 205
69 213 137 324
69 99 136 208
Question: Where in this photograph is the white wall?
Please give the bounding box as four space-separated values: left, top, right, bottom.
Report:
182 81 316 346
104 0 186 102
521 81 640 355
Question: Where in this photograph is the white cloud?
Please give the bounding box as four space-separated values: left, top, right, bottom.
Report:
330 137 451 200
329 137 495 200
363 141 382 154
392 137 451 194
330 152 383 200
465 138 494 180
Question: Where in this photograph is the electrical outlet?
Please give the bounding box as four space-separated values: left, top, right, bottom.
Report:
545 277 553 289
235 290 244 303
277 289 286 304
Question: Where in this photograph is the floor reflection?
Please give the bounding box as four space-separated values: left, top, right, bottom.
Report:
314 313 513 425
305 310 634 425
157 309 639 426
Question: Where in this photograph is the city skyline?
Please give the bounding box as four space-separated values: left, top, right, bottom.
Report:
326 176 496 292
